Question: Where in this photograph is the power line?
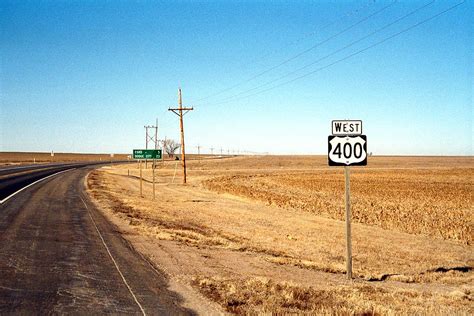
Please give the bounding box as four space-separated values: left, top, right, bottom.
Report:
197 1 466 108
197 0 435 107
193 1 396 103
242 1 376 67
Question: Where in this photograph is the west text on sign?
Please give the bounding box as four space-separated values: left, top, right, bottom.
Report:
331 120 362 136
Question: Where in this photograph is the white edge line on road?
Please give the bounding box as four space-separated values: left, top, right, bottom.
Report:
79 195 147 316
0 168 76 204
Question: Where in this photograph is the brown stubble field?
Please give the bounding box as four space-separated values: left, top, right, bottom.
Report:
87 155 473 314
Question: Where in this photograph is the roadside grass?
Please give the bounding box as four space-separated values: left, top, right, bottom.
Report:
86 156 474 315
192 276 472 315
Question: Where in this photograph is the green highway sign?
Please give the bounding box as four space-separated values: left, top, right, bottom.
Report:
133 149 162 159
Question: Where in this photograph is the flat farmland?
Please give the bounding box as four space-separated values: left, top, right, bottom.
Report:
88 155 473 314
0 151 130 165
205 166 472 243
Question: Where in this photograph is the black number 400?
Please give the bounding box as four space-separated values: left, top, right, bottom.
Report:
333 142 364 159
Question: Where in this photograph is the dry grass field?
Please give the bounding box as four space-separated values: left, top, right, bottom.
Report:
87 155 473 314
0 151 130 165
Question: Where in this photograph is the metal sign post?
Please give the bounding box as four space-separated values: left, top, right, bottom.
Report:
328 120 367 280
139 159 143 197
344 166 352 280
133 149 162 198
152 159 156 200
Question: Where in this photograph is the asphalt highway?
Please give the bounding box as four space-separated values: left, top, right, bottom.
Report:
0 162 125 201
0 164 193 314
0 162 102 176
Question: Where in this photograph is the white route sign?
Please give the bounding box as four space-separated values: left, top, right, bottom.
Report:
332 120 362 136
327 119 367 280
328 135 367 166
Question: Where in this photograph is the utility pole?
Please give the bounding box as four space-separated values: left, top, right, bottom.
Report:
169 88 193 184
220 148 223 156
210 147 214 155
196 145 201 165
155 118 158 150
154 118 158 169
144 119 158 169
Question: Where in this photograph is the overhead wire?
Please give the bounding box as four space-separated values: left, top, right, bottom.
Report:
242 0 376 67
192 0 395 103
196 0 435 107
195 1 466 109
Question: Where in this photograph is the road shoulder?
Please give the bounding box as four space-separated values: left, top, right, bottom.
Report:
83 172 226 315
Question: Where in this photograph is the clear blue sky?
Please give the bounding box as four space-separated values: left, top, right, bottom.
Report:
1 0 472 155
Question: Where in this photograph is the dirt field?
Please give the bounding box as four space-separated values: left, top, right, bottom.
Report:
0 151 130 165
87 155 473 314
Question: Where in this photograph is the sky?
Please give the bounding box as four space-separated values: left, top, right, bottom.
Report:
1 0 472 155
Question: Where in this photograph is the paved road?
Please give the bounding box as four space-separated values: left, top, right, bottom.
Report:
0 162 129 201
0 166 193 314
0 162 103 176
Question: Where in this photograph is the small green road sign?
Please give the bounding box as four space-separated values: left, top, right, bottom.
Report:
133 149 162 159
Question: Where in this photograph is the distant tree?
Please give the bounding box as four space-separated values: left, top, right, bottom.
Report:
163 139 180 157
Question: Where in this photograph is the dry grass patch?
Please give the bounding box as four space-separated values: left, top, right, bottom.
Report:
192 276 473 315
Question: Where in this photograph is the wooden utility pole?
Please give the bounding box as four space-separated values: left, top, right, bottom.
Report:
169 88 193 184
139 160 143 197
196 145 201 165
344 166 352 280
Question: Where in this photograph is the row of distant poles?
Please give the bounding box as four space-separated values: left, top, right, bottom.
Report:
143 88 266 184
139 88 194 185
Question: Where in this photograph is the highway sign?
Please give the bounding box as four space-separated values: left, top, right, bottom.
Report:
328 135 367 166
332 120 362 136
133 149 162 160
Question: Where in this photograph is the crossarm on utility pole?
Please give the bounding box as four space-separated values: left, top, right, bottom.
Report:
168 88 193 184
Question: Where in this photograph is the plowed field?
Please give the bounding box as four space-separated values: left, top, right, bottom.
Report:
204 168 472 243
